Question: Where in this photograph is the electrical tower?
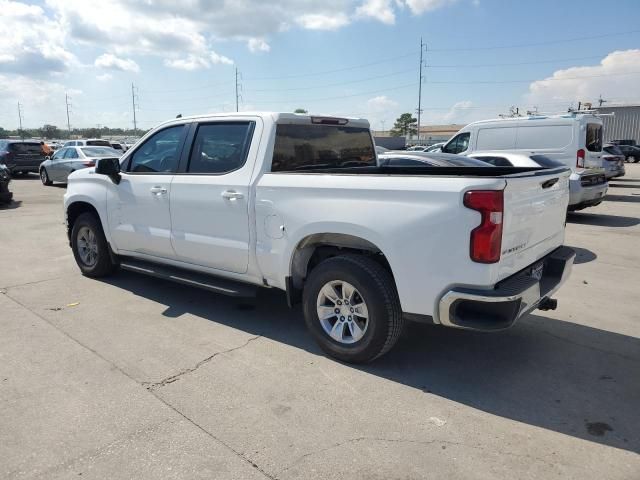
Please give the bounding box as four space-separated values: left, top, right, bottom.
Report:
235 67 243 112
17 102 24 138
131 83 139 134
416 38 426 142
65 93 72 135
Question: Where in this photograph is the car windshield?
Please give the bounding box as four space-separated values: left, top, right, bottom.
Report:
9 142 42 154
81 147 119 157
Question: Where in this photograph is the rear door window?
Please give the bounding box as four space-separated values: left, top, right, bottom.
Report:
187 122 254 174
586 123 603 152
64 148 79 159
271 124 375 172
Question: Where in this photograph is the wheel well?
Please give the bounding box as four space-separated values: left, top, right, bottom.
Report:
66 202 100 242
288 233 394 303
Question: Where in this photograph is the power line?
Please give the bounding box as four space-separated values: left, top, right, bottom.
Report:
429 29 640 51
424 70 640 85
425 54 610 68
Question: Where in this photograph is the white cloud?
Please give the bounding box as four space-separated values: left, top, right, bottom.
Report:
441 100 473 123
0 0 76 75
525 50 640 108
367 95 399 111
296 13 350 30
356 0 396 24
248 38 271 53
96 73 113 82
403 0 458 15
94 53 140 73
164 51 233 71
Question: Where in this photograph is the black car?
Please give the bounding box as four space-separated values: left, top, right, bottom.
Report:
0 163 13 204
615 144 640 163
0 140 47 175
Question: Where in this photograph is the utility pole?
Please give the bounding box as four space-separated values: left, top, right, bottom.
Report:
17 102 24 139
381 120 386 135
131 82 138 134
65 93 72 136
235 67 240 112
416 37 426 143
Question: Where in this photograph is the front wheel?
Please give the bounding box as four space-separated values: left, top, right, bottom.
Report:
40 168 52 186
71 212 117 277
302 254 404 363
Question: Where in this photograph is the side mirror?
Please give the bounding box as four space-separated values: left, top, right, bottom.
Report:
95 157 121 184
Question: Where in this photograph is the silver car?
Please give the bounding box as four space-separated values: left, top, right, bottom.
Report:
39 146 121 186
467 151 608 211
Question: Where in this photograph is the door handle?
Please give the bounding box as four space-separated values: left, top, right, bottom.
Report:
150 186 167 195
221 190 244 200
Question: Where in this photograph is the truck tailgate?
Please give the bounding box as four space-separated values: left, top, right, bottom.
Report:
497 168 570 281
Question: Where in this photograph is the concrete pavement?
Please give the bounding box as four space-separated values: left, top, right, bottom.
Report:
1 167 639 479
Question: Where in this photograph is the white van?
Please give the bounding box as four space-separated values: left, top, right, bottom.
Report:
441 112 604 171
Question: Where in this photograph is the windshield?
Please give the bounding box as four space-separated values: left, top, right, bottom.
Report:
272 124 375 171
81 147 119 157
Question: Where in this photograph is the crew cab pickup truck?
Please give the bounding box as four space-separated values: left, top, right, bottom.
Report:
64 113 575 363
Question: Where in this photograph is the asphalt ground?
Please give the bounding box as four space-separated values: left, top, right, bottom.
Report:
1 165 639 479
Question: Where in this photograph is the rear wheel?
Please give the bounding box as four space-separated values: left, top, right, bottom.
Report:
302 254 403 363
40 168 52 186
71 212 117 277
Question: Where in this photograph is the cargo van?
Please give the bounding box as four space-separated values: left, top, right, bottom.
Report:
441 112 604 171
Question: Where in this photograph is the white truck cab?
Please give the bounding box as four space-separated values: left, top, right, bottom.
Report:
63 112 575 363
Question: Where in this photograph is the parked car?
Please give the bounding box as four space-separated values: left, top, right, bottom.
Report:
601 144 626 178
441 112 604 171
611 139 636 146
406 145 428 151
63 139 113 148
379 151 494 167
425 142 444 152
0 163 13 204
0 139 47 175
467 151 608 211
40 146 120 185
109 141 127 153
64 112 574 363
616 144 640 163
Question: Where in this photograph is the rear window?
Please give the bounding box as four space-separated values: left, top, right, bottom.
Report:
9 142 42 154
271 125 375 172
81 147 119 157
530 155 565 168
586 123 602 152
86 140 112 147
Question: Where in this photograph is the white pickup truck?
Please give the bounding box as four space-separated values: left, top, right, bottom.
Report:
64 113 576 363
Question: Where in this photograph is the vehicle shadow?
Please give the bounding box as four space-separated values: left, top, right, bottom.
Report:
604 194 640 203
0 200 22 210
102 272 640 454
567 212 640 227
609 177 640 182
10 173 39 180
567 245 597 264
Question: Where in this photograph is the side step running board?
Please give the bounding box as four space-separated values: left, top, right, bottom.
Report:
119 258 258 298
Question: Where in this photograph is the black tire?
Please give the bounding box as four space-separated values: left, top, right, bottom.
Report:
71 212 117 277
40 168 52 186
634 156 639 164
302 254 403 363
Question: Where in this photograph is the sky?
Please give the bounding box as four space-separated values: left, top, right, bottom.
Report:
1 0 639 132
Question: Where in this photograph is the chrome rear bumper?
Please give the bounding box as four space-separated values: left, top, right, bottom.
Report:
437 246 575 331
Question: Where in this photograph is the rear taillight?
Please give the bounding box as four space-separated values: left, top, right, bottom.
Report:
464 190 504 264
576 148 585 168
83 161 95 167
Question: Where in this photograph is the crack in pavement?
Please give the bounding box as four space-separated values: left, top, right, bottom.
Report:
143 335 263 390
277 436 570 476
2 293 276 480
0 275 67 291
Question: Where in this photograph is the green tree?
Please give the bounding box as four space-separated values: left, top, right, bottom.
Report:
293 108 308 114
40 124 61 139
390 113 417 137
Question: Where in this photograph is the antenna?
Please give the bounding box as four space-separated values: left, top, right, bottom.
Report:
598 95 607 107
